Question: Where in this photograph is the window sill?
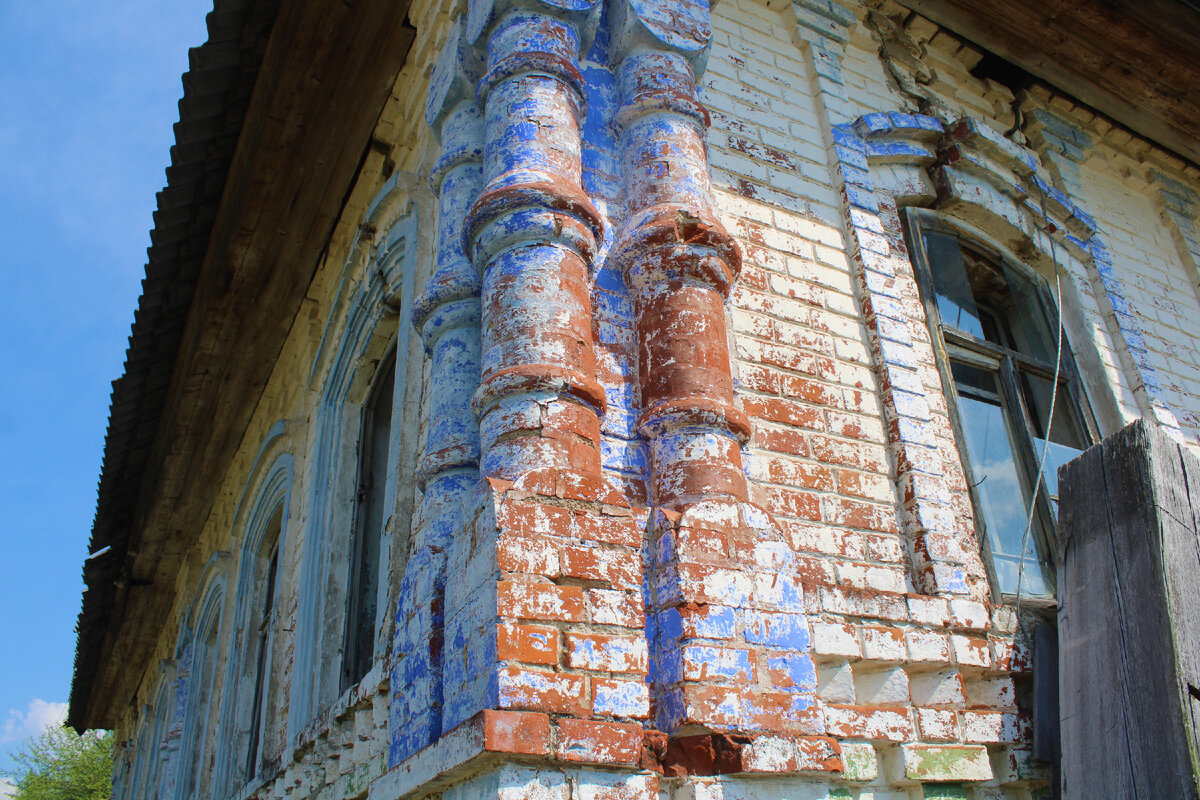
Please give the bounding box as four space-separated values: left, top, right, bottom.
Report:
290 658 390 758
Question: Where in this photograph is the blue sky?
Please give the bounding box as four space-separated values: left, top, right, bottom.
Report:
0 0 212 776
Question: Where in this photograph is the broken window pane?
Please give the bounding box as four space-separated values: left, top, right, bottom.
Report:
923 230 986 341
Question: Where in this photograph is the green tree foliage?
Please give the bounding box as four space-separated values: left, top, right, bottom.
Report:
4 726 113 800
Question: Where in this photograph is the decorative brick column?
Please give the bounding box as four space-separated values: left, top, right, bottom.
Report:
608 0 823 751
390 24 485 766
610 0 749 511
464 0 607 481
435 0 654 768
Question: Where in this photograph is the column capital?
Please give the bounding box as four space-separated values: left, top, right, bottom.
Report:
609 0 712 70
466 0 601 45
611 206 741 299
426 22 483 138
468 0 601 107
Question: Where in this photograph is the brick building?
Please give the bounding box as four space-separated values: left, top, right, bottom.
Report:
69 0 1200 798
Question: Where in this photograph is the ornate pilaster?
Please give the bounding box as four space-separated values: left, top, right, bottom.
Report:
389 23 484 766
609 0 748 511
464 0 607 480
607 0 822 746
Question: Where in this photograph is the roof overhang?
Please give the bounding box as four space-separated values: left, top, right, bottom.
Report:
69 0 414 731
895 0 1200 166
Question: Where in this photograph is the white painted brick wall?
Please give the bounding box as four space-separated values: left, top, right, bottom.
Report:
1079 164 1200 444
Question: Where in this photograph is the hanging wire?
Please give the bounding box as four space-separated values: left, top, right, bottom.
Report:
1015 181 1066 606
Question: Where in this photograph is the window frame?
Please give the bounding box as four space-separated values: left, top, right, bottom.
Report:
175 581 225 800
289 196 418 741
142 678 172 800
213 443 292 797
903 208 1100 603
244 512 281 779
340 347 398 694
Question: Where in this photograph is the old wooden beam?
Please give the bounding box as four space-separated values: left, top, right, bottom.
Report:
894 0 1200 167
1058 419 1200 799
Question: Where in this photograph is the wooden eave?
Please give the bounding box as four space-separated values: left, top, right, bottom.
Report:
896 0 1200 167
69 0 415 731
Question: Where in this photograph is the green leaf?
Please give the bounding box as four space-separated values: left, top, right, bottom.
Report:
4 726 113 800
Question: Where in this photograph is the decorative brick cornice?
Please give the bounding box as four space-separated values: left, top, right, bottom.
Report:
371 710 843 800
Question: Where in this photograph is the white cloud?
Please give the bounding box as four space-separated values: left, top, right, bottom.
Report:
0 777 16 800
1 699 68 744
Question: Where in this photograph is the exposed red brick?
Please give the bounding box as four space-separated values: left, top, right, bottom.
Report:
566 632 648 674
837 469 893 502
574 511 645 548
498 534 560 575
497 581 587 623
824 705 914 742
588 588 646 628
497 623 559 666
823 496 900 533
497 666 588 716
556 718 644 765
675 525 731 559
738 364 782 393
807 434 888 472
780 374 844 407
743 396 824 430
662 733 753 776
764 486 821 520
795 735 843 772
561 546 641 589
481 710 551 755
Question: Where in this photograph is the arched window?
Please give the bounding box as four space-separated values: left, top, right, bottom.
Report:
215 441 291 795
143 679 172 800
172 561 226 800
178 594 223 800
289 192 416 740
244 506 281 776
127 719 150 800
905 209 1097 599
342 352 396 692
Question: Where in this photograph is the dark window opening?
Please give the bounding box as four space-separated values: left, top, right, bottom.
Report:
341 354 395 692
246 506 281 778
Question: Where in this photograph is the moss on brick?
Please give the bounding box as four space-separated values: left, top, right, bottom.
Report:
904 744 992 782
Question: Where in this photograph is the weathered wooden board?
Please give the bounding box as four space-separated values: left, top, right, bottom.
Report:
1058 419 1200 799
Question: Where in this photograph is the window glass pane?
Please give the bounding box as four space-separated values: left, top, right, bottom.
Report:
955 247 1057 363
343 356 395 690
924 231 986 340
247 507 281 777
998 262 1058 362
1021 372 1088 511
951 361 1049 597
